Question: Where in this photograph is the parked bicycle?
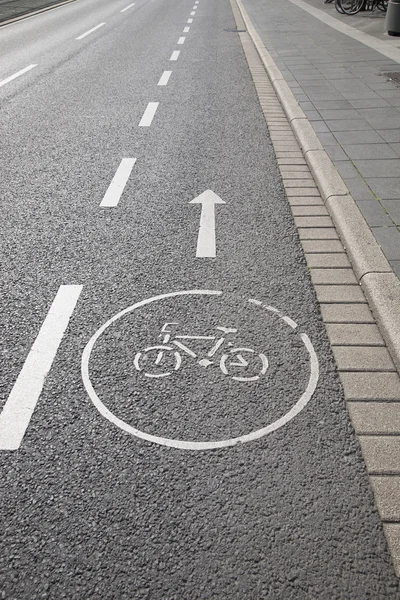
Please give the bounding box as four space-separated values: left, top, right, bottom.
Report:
324 0 387 16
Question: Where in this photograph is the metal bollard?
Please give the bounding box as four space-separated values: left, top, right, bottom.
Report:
386 0 400 36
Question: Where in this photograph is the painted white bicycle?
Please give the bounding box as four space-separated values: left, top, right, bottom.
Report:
134 322 269 381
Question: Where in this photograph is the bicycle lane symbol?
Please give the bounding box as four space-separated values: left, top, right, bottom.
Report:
133 322 269 382
81 290 319 451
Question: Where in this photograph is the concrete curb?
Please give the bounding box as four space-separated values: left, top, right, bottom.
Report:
0 0 75 27
235 0 400 372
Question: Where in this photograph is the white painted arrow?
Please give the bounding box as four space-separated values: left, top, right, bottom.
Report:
190 190 225 258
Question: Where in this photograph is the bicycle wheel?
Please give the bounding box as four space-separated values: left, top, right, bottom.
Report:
335 0 345 13
337 0 365 14
376 0 388 11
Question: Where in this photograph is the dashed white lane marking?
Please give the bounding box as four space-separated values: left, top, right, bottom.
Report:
158 71 172 86
192 4 197 8
183 26 190 32
178 37 186 44
187 18 193 23
120 2 135 11
0 64 37 88
170 50 180 61
100 158 137 207
139 102 159 126
190 11 196 15
76 23 105 40
0 285 82 451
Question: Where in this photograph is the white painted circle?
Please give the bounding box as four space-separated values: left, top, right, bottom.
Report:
81 290 319 451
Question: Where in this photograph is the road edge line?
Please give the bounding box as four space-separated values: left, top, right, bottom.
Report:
0 0 77 28
234 0 400 374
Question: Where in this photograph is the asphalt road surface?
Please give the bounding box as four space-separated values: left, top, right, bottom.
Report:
1 0 400 597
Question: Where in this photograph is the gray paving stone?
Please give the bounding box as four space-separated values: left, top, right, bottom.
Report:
343 145 398 160
325 145 349 161
354 159 400 178
340 372 400 400
314 284 365 303
334 130 387 145
392 260 400 278
318 109 360 121
377 129 400 143
310 269 358 285
343 177 375 201
306 254 351 268
326 119 372 132
350 98 391 109
351 406 400 437
359 108 400 130
390 143 400 156
291 206 328 216
287 188 320 197
372 226 400 260
301 239 344 253
371 477 400 520
311 121 330 133
357 200 394 227
297 227 339 240
334 161 358 180
367 178 400 200
359 436 400 474
313 100 353 110
304 109 322 121
317 133 338 146
288 197 324 206
284 179 319 188
333 346 395 372
326 323 384 346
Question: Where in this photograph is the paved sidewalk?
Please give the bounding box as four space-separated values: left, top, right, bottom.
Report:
243 0 400 280
0 0 72 24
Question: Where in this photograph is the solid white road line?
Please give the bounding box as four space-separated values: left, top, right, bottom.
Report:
0 285 82 451
170 50 180 61
183 26 190 32
100 158 137 207
0 64 37 88
190 11 195 15
158 71 172 86
76 23 105 40
120 2 135 11
178 37 186 44
139 102 159 126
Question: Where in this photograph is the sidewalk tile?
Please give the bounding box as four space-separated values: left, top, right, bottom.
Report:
359 437 400 475
310 269 357 285
371 477 400 520
372 227 400 260
314 284 364 302
298 227 339 240
340 372 400 400
367 179 400 200
343 145 398 160
357 201 394 227
326 324 383 346
350 407 400 437
301 240 343 253
333 346 395 372
306 253 350 268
